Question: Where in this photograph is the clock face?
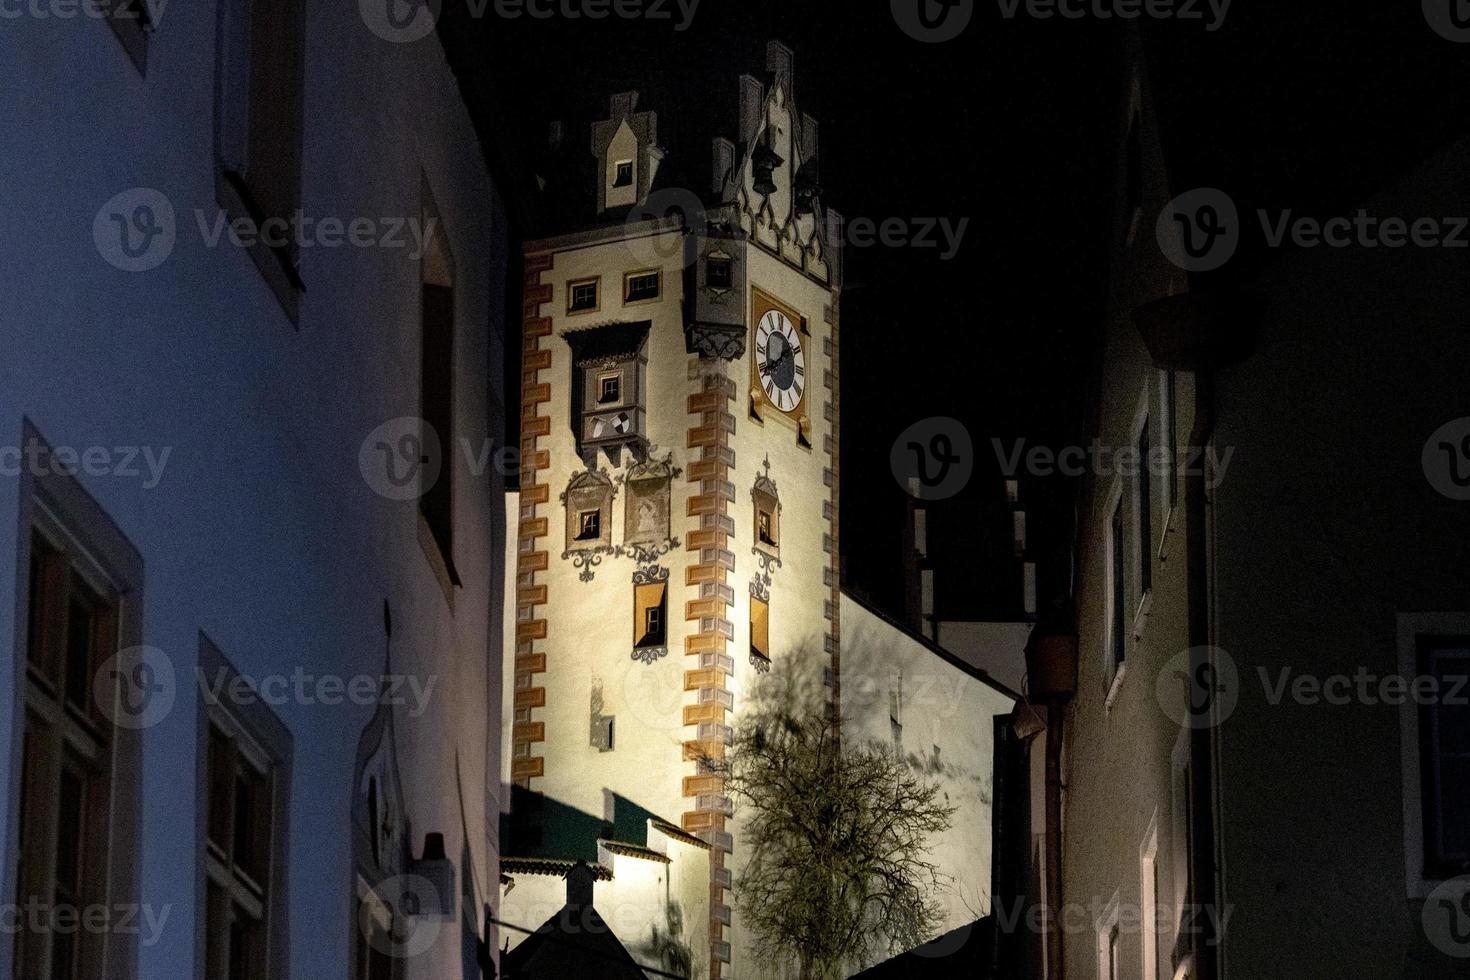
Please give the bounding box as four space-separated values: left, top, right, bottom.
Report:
755 309 806 414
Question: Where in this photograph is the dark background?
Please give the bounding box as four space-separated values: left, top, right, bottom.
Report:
450 0 1470 625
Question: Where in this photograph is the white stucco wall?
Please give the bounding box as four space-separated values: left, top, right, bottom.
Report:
0 7 508 979
841 592 1016 965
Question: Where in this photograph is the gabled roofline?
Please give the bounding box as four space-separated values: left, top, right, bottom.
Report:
840 588 1023 701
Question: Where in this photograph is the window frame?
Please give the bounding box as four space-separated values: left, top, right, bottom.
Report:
622 269 662 305
612 159 634 189
1104 480 1127 704
567 277 601 315
212 0 307 324
634 583 668 650
1141 810 1162 980
750 596 770 664
1399 613 1470 898
1095 890 1122 980
6 422 144 980
1130 390 1154 628
195 635 293 980
418 179 459 607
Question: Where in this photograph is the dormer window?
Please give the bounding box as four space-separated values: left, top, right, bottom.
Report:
568 278 600 314
613 160 634 188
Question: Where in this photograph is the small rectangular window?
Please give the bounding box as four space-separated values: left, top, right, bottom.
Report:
706 257 732 291
635 583 668 649
613 160 634 188
576 510 601 542
568 278 600 314
598 374 621 405
624 270 661 303
758 509 775 546
1419 635 1470 878
751 596 770 661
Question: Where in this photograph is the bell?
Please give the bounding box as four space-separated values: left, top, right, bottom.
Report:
794 165 821 215
752 140 783 196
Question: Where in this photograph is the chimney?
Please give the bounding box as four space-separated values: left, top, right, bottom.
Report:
712 137 736 195
565 860 596 908
739 74 764 146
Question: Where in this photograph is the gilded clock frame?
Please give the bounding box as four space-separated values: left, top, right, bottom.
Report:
749 286 811 441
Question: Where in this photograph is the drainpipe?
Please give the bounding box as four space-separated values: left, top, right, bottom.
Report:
1183 372 1220 980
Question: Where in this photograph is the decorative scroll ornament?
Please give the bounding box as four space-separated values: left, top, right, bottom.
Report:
749 651 771 674
632 646 669 666
564 548 612 583
633 563 671 586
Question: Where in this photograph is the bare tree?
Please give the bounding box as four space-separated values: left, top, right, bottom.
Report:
702 649 955 979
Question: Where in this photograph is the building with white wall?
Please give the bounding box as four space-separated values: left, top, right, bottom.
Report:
1 5 511 978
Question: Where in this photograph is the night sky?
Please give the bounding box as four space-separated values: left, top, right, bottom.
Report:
449 0 1470 624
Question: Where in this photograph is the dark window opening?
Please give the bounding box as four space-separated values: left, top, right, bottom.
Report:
625 271 660 302
599 375 621 405
706 257 732 291
1138 423 1152 594
613 160 634 188
576 510 601 542
569 280 598 312
1419 635 1470 878
1110 500 1126 671
421 283 455 563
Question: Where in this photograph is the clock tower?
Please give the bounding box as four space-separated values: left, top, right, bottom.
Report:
501 41 843 980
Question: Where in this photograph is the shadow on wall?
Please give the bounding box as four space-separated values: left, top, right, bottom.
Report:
500 785 676 860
